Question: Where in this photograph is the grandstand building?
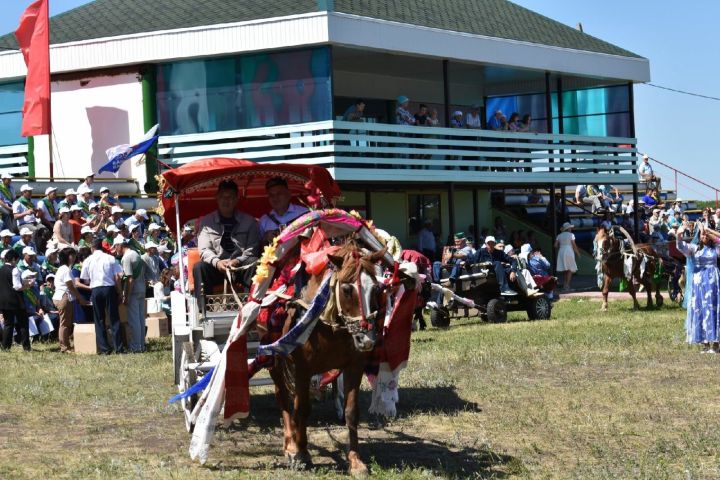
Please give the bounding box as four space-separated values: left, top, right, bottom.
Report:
0 0 650 257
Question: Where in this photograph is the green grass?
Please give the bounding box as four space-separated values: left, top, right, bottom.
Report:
1 299 719 479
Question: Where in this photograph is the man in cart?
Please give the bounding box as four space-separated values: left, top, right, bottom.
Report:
193 180 260 302
258 177 308 245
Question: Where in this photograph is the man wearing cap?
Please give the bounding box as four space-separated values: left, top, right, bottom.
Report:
102 225 119 254
58 188 77 211
157 244 172 270
0 249 30 351
638 154 660 189
0 173 16 229
13 227 36 256
76 186 94 217
36 186 58 230
195 180 259 302
42 246 59 278
142 241 162 287
113 235 147 353
78 226 94 249
14 184 50 251
417 219 437 261
258 177 309 244
78 171 95 194
433 232 475 285
465 105 482 129
18 246 43 281
144 223 164 245
181 225 196 248
21 269 47 339
98 186 116 208
476 236 519 295
450 110 464 129
488 110 504 131
0 229 14 255
124 208 148 237
81 238 123 354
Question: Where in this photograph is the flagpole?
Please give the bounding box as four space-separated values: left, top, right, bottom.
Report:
46 0 53 179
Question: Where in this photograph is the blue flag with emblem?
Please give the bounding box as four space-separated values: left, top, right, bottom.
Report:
99 124 159 174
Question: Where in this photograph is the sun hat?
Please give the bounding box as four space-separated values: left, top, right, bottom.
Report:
20 184 33 192
85 171 95 177
183 225 193 232
484 236 497 244
45 272 55 280
88 202 98 210
20 227 33 236
22 246 36 256
70 205 82 212
157 244 171 254
642 154 649 160
45 246 57 256
45 186 57 195
78 185 93 194
561 222 574 232
396 95 409 104
145 241 159 250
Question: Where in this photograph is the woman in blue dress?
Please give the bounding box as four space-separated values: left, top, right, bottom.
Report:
676 221 720 352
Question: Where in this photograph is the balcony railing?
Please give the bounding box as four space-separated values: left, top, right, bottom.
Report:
159 120 638 184
0 144 29 176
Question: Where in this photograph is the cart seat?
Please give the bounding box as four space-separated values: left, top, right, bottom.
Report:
186 247 247 295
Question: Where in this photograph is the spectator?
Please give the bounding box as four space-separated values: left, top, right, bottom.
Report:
432 232 473 285
13 228 36 256
14 184 48 246
475 236 518 295
713 208 720 227
527 246 552 277
395 96 415 126
518 114 532 132
57 188 77 210
575 184 605 214
18 246 43 281
0 172 16 229
22 270 51 341
342 99 366 122
69 206 85 243
181 225 196 248
98 186 116 208
641 187 663 210
128 224 145 254
465 105 482 129
0 249 29 351
599 184 623 211
142 241 162 286
76 186 94 217
42 246 59 278
450 110 464 128
110 205 125 229
414 104 430 126
600 212 614 232
53 207 74 248
39 272 58 334
77 171 95 193
667 210 682 229
145 223 163 244
102 225 119 254
36 186 58 230
258 177 309 245
507 112 521 132
555 222 580 292
427 109 440 127
114 235 147 353
493 216 508 241
158 244 172 270
78 226 94 249
488 110 504 130
153 268 173 317
124 208 148 237
417 219 436 261
638 154 661 189
700 208 716 230
0 229 13 254
80 238 123 355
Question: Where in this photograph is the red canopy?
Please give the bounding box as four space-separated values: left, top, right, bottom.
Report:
160 158 341 232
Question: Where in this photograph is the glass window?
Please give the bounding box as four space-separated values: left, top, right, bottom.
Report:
486 93 549 133
0 81 27 147
408 194 441 236
156 47 332 136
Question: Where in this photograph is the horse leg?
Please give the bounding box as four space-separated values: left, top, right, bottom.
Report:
269 362 296 458
332 374 345 423
627 279 640 310
601 275 610 311
343 364 368 477
289 368 313 469
644 278 653 309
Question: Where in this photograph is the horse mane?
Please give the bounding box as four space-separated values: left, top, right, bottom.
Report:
334 240 386 284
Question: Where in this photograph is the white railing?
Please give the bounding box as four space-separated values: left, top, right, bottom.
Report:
0 144 30 176
159 120 638 184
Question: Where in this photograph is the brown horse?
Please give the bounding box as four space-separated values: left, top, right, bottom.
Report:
268 240 389 476
595 227 663 311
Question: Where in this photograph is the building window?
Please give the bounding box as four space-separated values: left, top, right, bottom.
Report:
156 47 332 136
408 194 441 236
0 81 26 147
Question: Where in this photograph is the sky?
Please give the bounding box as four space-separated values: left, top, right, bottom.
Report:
2 0 718 199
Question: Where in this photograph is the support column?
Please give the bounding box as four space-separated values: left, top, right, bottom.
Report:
632 183 640 240
550 183 558 270
141 65 159 193
472 188 479 241
556 76 564 134
448 182 456 237
364 189 372 219
27 137 35 178
545 72 554 172
442 59 450 127
628 82 636 138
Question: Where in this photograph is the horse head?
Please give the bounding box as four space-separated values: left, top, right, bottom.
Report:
327 242 387 352
596 228 622 263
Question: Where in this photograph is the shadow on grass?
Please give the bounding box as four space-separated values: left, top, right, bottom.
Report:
217 386 513 477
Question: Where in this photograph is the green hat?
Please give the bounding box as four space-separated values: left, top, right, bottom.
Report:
454 232 466 240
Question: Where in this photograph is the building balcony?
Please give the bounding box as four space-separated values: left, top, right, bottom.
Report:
158 120 638 186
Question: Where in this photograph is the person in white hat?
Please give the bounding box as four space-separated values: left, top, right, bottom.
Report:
127 223 145 254
555 222 580 292
68 205 85 244
78 225 95 249
19 245 43 281
474 234 519 296
0 229 14 254
0 172 16 229
57 188 77 211
13 227 36 257
450 110 464 128
466 104 482 129
42 245 59 278
156 244 172 269
36 186 59 229
13 186 46 246
181 224 196 248
52 207 74 248
113 234 147 353
638 154 661 189
76 185 94 217
98 186 116 208
78 171 95 194
142 241 161 284
488 109 505 130
124 208 148 237
21 268 52 340
145 222 163 244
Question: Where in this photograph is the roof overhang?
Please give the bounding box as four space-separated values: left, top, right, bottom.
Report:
0 11 650 83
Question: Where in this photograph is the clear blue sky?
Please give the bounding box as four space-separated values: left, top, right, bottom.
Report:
3 0 718 199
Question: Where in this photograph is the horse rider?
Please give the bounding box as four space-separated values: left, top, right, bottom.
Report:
258 177 308 245
193 180 259 303
475 236 518 296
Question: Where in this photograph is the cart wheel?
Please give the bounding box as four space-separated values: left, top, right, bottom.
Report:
527 296 552 320
430 308 450 329
179 341 198 433
486 298 507 323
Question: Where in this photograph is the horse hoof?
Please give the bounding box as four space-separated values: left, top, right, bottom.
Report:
349 462 369 478
286 451 313 470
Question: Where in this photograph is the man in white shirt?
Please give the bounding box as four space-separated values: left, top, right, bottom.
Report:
258 177 308 244
638 154 661 189
124 208 148 237
81 238 123 354
465 105 482 129
36 186 58 229
0 172 16 229
417 220 437 260
13 184 49 251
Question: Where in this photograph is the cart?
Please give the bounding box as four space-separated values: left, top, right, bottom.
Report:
159 158 341 430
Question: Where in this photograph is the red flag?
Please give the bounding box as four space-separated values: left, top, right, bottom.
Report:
15 0 51 137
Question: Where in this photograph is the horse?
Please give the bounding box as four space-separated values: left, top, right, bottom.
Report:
267 239 390 476
595 227 663 311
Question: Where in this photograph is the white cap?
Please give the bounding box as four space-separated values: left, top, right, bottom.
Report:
21 269 37 280
112 235 127 247
22 246 36 256
520 243 532 255
70 205 83 212
111 206 124 214
1 172 12 180
99 186 110 193
81 226 93 234
136 208 148 219
145 241 158 250
453 110 462 116
88 202 98 210
157 245 171 253
59 207 70 215
504 245 514 255
0 229 13 237
64 188 77 196
148 223 161 231
45 246 57 256
19 227 32 236
642 154 649 160
129 223 140 232
106 225 119 233
45 272 55 279
45 186 57 195
78 185 93 194
86 171 95 178
484 236 497 244
20 184 33 192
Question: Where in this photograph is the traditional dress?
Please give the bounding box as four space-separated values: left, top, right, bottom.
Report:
677 239 720 344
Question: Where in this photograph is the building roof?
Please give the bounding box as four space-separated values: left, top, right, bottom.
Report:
0 0 642 59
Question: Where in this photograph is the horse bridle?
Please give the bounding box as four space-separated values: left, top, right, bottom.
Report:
333 257 382 335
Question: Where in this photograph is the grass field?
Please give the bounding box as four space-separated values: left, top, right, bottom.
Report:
1 299 719 479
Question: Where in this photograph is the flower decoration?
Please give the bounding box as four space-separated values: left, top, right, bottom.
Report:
252 237 279 284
